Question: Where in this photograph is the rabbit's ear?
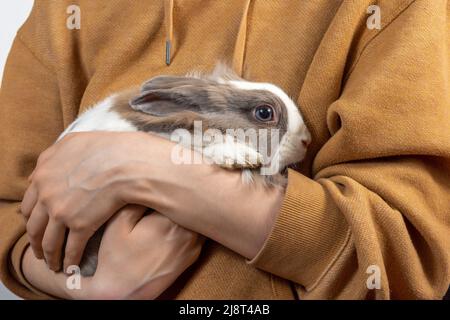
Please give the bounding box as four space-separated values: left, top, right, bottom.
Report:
129 91 193 116
129 76 211 117
140 75 207 92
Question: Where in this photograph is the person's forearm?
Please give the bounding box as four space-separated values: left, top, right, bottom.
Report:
124 159 284 259
21 247 80 299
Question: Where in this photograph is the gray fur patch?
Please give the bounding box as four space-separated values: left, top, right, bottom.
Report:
129 76 288 139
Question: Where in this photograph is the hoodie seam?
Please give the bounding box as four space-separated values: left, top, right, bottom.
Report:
344 0 417 82
14 34 56 77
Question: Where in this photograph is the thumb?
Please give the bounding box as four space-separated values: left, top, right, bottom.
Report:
105 204 148 236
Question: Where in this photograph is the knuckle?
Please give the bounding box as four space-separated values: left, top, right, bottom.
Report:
42 242 57 256
49 206 65 222
26 224 40 240
21 208 31 219
43 198 66 220
69 219 88 233
39 191 52 206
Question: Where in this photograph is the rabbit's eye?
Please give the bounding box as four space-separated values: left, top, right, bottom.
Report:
254 105 274 122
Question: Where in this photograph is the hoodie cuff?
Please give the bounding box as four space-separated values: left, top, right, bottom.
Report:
0 202 52 299
247 169 350 289
10 234 54 300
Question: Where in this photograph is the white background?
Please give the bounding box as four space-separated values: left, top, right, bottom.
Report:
0 0 34 83
0 0 34 299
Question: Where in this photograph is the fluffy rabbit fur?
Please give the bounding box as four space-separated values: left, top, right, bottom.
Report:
58 64 311 276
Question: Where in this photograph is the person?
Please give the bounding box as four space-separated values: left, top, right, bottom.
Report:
0 0 449 300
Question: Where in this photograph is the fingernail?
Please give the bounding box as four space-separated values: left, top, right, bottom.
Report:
50 265 60 272
33 250 44 260
63 262 76 274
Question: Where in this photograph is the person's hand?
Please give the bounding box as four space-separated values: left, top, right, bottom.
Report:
21 204 203 300
20 131 175 272
76 204 203 300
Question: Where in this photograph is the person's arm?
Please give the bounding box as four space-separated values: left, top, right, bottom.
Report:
0 23 64 298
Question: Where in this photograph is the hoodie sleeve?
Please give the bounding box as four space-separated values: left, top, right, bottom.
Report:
248 0 450 299
0 31 64 299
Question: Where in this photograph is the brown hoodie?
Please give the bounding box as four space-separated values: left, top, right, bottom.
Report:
0 0 449 300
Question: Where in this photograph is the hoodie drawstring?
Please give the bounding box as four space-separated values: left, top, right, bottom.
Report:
164 0 251 76
164 0 174 65
232 0 251 76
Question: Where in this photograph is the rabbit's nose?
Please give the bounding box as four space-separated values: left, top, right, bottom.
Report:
301 138 310 148
301 129 312 148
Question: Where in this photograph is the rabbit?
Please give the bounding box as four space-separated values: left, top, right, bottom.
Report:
57 64 311 276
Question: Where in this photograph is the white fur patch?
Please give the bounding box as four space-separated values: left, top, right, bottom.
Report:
58 95 137 140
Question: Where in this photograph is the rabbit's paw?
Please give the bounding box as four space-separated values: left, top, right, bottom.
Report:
203 142 263 169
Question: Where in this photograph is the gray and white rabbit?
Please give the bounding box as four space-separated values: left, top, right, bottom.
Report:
58 64 311 276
